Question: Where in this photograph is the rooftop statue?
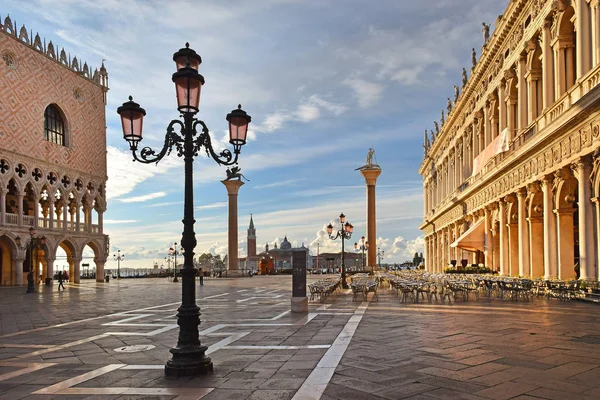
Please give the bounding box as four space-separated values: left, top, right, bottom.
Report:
433 121 439 134
462 67 468 87
454 85 460 103
482 22 490 44
471 48 477 68
225 166 249 181
446 98 453 114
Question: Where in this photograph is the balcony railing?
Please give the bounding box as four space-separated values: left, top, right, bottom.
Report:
5 213 17 225
2 215 100 234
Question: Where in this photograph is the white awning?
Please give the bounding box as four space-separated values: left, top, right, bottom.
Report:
450 219 485 252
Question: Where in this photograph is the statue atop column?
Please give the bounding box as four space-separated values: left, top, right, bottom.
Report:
356 148 380 170
482 22 490 44
462 67 468 87
366 148 375 166
225 166 249 181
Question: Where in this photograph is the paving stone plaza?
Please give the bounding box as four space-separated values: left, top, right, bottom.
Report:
0 276 599 400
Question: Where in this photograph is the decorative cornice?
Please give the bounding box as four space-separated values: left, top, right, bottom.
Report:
0 14 108 88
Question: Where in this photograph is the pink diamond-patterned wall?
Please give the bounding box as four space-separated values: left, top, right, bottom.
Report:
0 32 107 180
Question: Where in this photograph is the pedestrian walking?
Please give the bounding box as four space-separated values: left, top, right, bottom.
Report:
198 268 204 285
57 271 65 291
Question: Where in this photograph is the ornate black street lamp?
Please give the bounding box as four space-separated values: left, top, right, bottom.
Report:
170 243 180 282
377 247 385 271
326 213 353 289
354 236 369 272
16 227 46 293
117 43 251 378
113 250 124 279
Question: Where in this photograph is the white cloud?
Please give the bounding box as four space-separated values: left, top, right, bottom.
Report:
343 78 384 108
106 146 182 200
118 191 167 203
254 179 306 189
254 94 346 133
144 201 183 208
197 202 227 210
104 219 138 224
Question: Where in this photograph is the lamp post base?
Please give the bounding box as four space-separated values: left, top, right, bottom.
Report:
165 346 213 379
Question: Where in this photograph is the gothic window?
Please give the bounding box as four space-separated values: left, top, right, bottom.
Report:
44 104 66 146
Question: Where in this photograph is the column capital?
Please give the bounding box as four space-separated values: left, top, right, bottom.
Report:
221 179 245 195
516 187 527 198
504 193 517 203
527 181 541 195
486 203 498 211
359 167 382 186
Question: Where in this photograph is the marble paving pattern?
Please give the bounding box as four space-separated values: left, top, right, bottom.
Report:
1 276 600 399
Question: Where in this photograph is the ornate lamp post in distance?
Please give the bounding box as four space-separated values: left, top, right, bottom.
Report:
170 243 180 282
377 247 384 271
326 213 353 289
16 227 46 293
117 42 251 378
113 250 124 279
354 236 369 272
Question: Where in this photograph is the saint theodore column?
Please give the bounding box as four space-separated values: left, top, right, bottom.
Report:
221 167 248 276
357 148 381 271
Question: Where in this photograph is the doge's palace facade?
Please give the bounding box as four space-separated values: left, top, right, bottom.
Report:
420 0 600 281
0 15 109 286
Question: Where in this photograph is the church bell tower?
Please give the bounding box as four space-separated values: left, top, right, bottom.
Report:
247 214 256 259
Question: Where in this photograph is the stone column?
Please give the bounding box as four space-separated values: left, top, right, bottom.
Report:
555 208 576 279
499 81 507 132
17 193 23 226
95 258 105 283
33 194 39 229
484 207 492 268
454 223 461 263
15 258 24 285
45 257 55 285
360 167 382 268
593 197 600 280
72 258 81 284
222 179 245 273
62 199 68 231
528 215 544 278
499 200 508 276
575 0 591 78
517 188 530 276
541 176 558 278
517 54 528 131
49 198 55 230
434 234 439 273
542 20 555 110
577 157 596 280
0 188 6 225
76 201 81 232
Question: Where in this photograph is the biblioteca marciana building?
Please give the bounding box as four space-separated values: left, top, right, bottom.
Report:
420 0 600 280
0 15 109 286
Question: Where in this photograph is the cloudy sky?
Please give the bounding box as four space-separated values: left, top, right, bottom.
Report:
4 0 507 269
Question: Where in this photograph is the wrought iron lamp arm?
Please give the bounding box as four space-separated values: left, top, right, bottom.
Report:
193 119 238 166
130 120 185 164
329 230 352 241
